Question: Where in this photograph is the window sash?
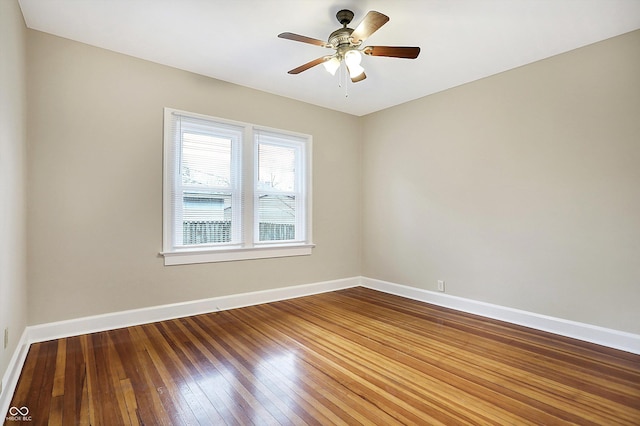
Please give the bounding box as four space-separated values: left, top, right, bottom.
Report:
254 131 306 244
167 112 243 250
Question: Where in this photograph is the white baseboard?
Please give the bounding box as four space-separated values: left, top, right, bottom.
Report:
3 274 638 417
27 277 360 344
0 328 30 420
362 277 640 355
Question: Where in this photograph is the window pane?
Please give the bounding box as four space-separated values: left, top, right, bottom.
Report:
182 132 231 188
258 143 296 192
258 195 296 241
182 192 232 244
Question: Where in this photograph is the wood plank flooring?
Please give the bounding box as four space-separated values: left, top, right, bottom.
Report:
5 287 640 425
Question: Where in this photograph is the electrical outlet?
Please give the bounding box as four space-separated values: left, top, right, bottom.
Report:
3 328 8 349
437 280 445 292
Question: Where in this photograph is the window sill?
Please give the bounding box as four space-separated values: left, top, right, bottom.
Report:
160 243 315 266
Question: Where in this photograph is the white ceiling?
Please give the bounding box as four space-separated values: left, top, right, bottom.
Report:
18 0 640 116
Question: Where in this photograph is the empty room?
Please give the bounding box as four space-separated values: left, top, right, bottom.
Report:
1 0 639 424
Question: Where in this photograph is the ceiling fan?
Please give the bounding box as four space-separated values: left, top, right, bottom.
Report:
278 9 420 83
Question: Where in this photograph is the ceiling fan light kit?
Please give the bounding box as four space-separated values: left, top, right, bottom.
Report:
278 9 420 84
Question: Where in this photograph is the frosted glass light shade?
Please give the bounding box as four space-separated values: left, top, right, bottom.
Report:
344 50 361 66
323 57 340 75
344 50 364 78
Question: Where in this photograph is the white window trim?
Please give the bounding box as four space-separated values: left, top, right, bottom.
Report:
161 108 314 265
162 244 315 266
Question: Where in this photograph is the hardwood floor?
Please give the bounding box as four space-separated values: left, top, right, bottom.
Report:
6 287 640 425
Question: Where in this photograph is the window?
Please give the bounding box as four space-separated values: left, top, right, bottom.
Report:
162 108 313 265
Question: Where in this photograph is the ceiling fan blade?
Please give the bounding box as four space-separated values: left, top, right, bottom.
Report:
278 32 331 48
363 46 421 59
287 56 331 74
350 11 389 44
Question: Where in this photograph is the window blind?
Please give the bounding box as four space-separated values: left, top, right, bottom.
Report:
255 129 306 243
166 112 242 250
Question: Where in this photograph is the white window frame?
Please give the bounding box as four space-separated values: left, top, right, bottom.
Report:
161 108 313 265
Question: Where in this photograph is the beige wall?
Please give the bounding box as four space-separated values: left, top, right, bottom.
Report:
362 30 640 334
21 22 640 336
26 30 362 325
0 0 28 385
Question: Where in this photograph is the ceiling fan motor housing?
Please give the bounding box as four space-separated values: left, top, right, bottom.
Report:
329 27 355 49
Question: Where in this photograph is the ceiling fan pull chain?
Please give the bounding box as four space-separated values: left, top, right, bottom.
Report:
339 62 348 97
343 63 348 97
